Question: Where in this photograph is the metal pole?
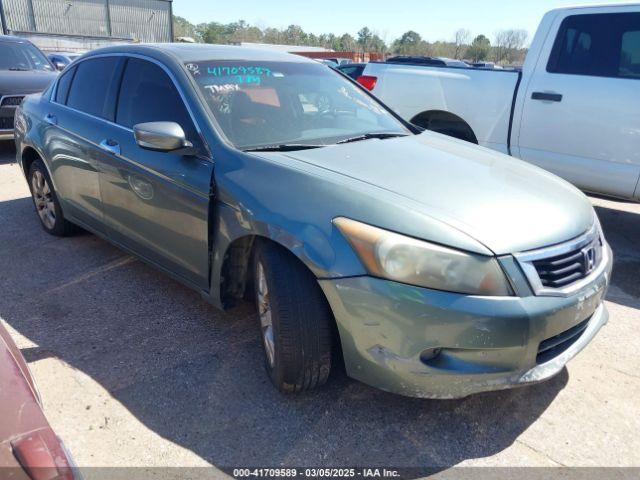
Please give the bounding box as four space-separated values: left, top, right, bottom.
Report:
105 0 112 37
168 0 174 42
26 0 35 31
0 0 9 35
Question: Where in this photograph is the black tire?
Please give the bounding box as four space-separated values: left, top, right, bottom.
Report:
28 159 76 236
253 241 333 393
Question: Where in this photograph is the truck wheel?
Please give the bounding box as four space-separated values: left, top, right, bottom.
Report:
253 241 333 393
28 159 76 236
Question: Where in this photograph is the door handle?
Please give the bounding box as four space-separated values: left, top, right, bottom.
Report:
44 113 58 125
531 92 563 102
99 139 121 156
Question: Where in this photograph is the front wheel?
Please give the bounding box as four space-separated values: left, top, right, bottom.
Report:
253 241 333 393
28 159 76 236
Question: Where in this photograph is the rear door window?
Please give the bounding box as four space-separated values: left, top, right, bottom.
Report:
66 57 122 119
548 12 640 79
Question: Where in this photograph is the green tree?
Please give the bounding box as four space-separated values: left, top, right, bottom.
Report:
431 40 455 58
173 16 200 41
283 25 307 45
391 30 424 55
369 34 387 54
197 22 229 44
467 34 491 62
263 27 284 44
338 33 356 51
357 27 373 52
177 18 389 54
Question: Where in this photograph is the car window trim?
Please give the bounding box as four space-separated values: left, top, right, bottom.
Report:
50 52 212 161
54 65 78 105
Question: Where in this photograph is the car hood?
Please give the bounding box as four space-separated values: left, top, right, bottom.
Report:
274 132 595 255
0 70 57 96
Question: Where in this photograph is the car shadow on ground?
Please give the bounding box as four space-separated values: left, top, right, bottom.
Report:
594 204 640 310
10 155 640 469
0 192 568 472
0 141 16 165
2 142 638 471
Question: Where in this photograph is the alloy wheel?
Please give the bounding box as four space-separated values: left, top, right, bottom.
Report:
256 261 275 367
32 170 56 230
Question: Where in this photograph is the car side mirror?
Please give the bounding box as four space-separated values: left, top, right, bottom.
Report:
53 61 65 71
133 122 196 155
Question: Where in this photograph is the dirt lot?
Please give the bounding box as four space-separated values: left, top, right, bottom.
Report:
1 140 639 476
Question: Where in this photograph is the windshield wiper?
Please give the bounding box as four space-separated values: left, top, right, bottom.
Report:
336 132 409 145
243 144 325 152
9 67 30 71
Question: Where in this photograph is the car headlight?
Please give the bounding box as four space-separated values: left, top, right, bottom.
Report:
334 217 512 296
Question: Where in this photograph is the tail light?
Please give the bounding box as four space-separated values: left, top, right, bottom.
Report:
11 429 80 480
356 75 378 91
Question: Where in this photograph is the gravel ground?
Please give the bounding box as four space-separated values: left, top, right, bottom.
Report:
1 140 639 477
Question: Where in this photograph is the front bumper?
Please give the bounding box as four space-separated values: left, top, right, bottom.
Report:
319 246 612 399
1 99 19 140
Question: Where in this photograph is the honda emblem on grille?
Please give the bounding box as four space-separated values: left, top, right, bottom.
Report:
582 246 597 274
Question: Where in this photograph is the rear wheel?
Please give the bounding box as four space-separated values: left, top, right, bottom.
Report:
253 241 333 393
28 159 75 236
412 111 478 144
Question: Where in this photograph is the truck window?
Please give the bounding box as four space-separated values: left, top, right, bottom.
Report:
621 31 640 78
547 12 640 79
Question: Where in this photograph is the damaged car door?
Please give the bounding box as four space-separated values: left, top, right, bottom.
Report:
96 56 214 290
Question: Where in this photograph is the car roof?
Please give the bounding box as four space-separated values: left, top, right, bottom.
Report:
552 2 640 12
85 43 315 64
0 34 35 44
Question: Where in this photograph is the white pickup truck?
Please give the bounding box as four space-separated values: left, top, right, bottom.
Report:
360 4 640 201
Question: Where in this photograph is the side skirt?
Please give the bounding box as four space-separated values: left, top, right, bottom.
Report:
67 215 218 307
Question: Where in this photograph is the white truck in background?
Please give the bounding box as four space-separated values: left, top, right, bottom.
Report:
359 4 640 201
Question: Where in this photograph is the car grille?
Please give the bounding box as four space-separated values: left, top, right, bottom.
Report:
0 116 14 130
536 317 590 364
1 95 24 107
532 237 602 288
514 223 605 296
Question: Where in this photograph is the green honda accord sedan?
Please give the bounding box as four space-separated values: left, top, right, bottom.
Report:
14 44 612 398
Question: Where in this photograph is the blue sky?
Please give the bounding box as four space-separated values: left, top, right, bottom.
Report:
174 0 625 44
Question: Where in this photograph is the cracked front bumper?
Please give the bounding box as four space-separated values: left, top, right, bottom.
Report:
319 249 611 399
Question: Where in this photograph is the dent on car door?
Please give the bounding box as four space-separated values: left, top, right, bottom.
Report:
43 56 124 229
517 11 640 199
97 57 213 290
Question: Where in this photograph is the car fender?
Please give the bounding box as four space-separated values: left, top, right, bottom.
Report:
207 148 492 309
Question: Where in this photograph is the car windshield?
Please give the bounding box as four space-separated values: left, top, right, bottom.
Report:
186 60 409 150
0 41 53 72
